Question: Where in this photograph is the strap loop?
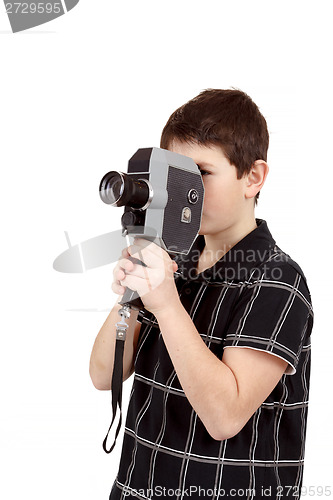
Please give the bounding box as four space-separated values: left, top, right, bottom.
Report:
102 305 130 454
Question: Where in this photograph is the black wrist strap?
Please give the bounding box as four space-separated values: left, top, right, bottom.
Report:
102 303 132 454
102 338 125 453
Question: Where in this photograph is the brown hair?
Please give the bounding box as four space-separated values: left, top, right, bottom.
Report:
160 88 269 203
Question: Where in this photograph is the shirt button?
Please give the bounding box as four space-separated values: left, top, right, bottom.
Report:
184 287 192 295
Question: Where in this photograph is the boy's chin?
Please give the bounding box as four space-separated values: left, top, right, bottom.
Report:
198 219 211 236
198 223 227 237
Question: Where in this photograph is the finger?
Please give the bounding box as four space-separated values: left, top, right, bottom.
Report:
123 261 152 280
111 281 126 295
121 246 131 258
128 239 165 268
118 258 134 272
112 259 134 285
112 257 133 287
120 274 151 294
112 262 125 282
113 268 126 283
112 269 125 297
133 238 162 256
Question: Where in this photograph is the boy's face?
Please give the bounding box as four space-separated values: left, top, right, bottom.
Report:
168 140 254 237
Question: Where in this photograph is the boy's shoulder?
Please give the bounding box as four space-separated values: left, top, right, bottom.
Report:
216 219 310 289
268 245 306 278
256 244 312 303
174 219 311 301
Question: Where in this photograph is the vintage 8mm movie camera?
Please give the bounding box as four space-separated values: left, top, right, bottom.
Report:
99 147 204 453
99 147 204 254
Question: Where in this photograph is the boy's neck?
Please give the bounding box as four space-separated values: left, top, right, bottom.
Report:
198 216 257 271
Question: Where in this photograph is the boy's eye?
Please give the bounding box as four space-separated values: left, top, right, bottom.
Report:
199 169 210 176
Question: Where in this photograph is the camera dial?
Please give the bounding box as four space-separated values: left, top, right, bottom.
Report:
187 189 199 204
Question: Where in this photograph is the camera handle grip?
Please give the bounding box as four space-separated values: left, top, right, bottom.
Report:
118 256 146 310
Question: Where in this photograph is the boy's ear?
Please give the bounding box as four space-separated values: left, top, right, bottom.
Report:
245 160 269 200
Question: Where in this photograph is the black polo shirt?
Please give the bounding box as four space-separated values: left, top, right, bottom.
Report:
109 220 313 500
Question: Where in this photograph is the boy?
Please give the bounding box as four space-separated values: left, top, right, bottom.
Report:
89 89 313 499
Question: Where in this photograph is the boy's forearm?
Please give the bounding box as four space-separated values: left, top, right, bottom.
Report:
89 301 139 390
155 299 239 440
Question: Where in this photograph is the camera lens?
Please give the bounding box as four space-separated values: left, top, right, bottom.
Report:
99 172 123 205
99 172 124 205
99 171 151 209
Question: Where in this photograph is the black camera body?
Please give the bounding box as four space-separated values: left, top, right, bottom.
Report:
100 147 204 255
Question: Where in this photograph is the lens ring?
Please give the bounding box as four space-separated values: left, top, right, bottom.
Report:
137 179 153 211
99 171 125 206
99 171 150 209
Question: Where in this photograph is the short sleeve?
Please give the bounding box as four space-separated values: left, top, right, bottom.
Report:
224 264 313 375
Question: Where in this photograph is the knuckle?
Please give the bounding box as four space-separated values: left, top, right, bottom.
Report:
118 259 129 272
115 269 123 281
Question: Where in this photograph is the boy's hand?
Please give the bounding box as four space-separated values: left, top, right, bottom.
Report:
112 238 179 315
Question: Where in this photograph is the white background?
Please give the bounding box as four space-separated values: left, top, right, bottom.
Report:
0 1 331 498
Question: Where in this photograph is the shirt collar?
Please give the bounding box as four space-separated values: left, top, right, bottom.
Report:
174 219 277 283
